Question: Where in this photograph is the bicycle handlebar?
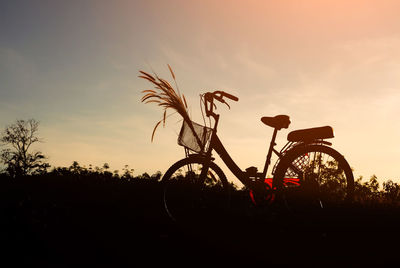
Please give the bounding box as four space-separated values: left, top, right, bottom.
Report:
221 91 239 102
204 90 238 118
211 91 239 102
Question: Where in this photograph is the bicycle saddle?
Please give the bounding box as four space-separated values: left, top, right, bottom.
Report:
261 115 291 130
287 126 334 142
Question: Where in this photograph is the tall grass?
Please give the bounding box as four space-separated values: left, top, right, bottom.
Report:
139 65 202 147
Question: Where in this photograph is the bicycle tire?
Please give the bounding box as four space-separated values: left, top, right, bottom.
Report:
273 144 354 211
162 156 230 224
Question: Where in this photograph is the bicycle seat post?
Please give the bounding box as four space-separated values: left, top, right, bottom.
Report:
261 128 278 180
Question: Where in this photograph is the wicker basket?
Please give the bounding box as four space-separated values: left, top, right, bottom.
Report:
177 120 212 153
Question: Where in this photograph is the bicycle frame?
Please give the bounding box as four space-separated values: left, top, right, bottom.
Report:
197 110 287 190
194 91 333 190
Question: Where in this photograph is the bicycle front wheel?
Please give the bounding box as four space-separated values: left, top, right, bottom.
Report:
274 144 354 211
162 156 230 224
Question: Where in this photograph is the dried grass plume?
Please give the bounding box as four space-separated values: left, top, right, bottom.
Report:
139 65 192 142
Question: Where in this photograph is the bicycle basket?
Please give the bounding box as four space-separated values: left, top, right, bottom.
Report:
177 120 212 153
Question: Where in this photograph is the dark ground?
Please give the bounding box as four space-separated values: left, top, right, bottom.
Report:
1 176 400 267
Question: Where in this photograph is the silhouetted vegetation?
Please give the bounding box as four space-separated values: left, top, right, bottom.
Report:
353 174 400 205
2 159 395 205
0 119 50 177
1 161 400 266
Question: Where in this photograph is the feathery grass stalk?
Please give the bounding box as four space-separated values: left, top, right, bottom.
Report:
139 65 203 149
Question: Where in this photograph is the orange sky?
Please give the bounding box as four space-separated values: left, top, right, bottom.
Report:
1 0 399 184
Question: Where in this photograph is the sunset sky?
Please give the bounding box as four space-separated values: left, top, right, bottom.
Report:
1 0 399 185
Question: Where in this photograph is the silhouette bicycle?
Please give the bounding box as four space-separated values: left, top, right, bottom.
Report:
162 90 354 223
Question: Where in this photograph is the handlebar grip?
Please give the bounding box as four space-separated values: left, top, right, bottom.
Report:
222 92 239 101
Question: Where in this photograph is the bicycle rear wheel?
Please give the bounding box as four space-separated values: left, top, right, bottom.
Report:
273 144 354 211
162 156 230 224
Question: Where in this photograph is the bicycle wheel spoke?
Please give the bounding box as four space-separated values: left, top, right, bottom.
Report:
275 145 354 211
162 158 230 224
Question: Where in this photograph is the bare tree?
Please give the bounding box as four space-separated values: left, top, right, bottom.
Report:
0 119 49 177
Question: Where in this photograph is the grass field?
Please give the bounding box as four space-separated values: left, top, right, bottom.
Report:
1 174 400 266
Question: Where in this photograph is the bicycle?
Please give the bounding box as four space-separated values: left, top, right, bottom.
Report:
161 90 354 223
